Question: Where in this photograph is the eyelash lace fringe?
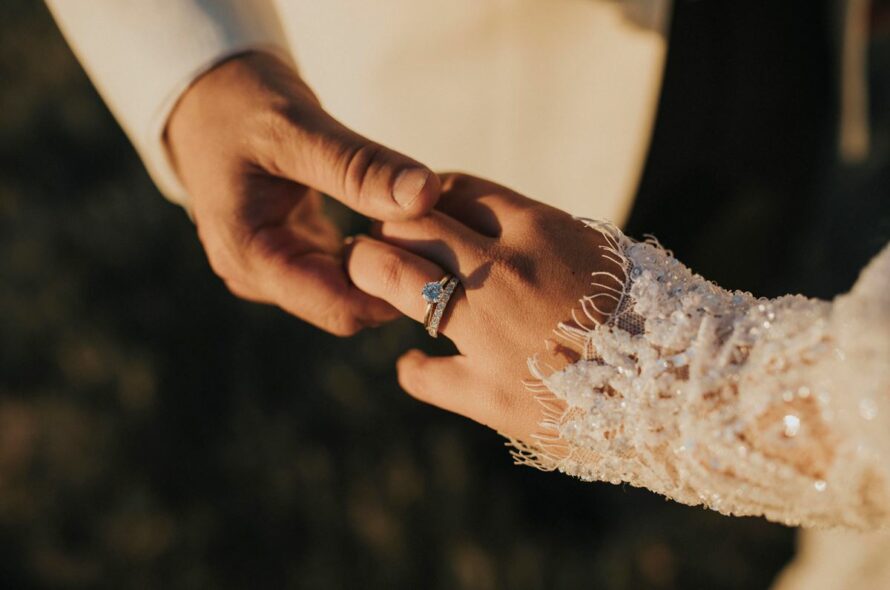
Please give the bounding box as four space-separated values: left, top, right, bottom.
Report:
510 220 890 529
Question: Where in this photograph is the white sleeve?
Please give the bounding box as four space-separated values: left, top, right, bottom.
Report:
45 0 291 208
513 222 890 529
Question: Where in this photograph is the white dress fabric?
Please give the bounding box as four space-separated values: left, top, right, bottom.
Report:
511 222 890 584
518 222 890 528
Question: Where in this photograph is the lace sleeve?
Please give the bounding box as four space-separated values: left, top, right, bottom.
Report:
513 222 890 529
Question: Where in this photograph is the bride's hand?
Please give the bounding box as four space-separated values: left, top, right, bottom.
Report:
345 173 621 442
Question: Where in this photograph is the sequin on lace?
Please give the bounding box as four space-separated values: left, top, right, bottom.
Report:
510 222 890 529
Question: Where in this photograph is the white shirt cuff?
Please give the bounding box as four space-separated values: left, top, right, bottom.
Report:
46 0 291 209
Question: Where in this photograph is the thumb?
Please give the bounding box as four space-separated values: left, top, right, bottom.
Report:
271 111 440 220
397 350 474 416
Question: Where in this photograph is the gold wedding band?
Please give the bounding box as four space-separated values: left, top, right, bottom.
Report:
421 274 459 338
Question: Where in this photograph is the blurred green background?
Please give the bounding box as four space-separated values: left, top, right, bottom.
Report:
1 1 888 589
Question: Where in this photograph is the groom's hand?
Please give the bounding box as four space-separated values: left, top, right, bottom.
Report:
166 51 439 335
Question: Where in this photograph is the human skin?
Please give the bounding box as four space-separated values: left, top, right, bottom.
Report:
166 51 441 335
345 173 621 442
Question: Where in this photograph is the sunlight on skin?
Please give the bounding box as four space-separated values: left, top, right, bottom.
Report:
346 173 621 445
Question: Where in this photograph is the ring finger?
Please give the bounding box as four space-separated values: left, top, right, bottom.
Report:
345 235 468 340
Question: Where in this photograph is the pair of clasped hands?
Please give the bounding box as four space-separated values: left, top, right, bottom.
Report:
168 53 616 444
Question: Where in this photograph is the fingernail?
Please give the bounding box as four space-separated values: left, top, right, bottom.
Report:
393 168 430 209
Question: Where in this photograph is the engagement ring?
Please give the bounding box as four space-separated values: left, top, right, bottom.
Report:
421 275 459 338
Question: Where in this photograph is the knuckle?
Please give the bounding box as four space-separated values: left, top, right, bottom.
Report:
342 142 385 205
328 316 362 337
511 205 544 230
223 279 257 303
196 218 252 280
318 305 363 337
222 279 242 297
243 225 278 262
204 244 236 281
494 247 537 286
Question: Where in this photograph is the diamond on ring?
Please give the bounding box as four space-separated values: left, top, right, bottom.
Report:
422 281 444 303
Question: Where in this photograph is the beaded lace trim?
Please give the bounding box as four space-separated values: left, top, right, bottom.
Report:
510 222 890 529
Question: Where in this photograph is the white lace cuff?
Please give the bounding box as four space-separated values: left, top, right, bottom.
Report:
512 222 890 529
